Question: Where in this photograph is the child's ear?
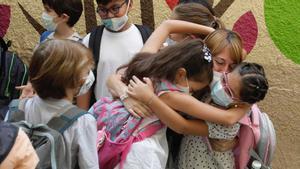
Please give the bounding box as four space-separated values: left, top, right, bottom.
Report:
61 13 70 23
175 68 187 81
128 0 133 10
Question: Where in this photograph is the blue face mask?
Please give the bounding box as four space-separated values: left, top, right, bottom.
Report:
101 0 130 31
211 80 234 108
41 12 57 31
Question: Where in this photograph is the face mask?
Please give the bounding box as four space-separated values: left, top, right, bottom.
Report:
211 80 234 107
177 77 191 95
101 0 130 31
210 71 223 88
164 38 177 47
41 12 57 31
77 70 95 96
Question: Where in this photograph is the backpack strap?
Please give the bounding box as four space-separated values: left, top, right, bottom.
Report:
40 31 53 43
47 106 93 133
6 99 25 122
134 24 152 43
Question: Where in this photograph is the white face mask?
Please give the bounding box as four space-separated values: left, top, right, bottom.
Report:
211 80 234 108
41 12 57 31
101 0 130 31
76 70 95 96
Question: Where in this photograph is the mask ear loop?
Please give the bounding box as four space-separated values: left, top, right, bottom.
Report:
185 77 190 93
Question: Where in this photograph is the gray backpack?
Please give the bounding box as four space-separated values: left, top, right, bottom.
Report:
5 99 91 169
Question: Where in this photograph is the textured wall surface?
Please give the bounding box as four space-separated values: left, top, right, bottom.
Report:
0 0 299 168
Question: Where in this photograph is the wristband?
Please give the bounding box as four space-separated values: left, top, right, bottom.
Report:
120 92 129 101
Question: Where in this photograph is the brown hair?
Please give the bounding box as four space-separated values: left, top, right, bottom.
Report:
121 39 213 85
205 29 244 64
172 3 224 38
29 39 94 99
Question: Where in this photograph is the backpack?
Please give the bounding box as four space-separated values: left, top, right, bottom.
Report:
40 31 53 43
234 104 276 169
94 97 163 169
5 99 91 169
0 38 28 119
88 24 152 104
39 31 83 43
0 121 19 163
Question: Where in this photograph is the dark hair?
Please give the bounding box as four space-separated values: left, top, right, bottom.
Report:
96 0 129 6
121 39 213 85
237 62 269 104
42 0 83 27
30 39 94 99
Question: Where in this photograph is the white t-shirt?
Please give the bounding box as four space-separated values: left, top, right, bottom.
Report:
82 24 144 99
20 96 99 169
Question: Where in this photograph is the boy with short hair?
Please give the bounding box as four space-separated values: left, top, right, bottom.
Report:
78 0 151 109
40 0 83 42
18 0 84 99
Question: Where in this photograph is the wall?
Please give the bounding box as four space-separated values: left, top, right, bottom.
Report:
0 0 299 168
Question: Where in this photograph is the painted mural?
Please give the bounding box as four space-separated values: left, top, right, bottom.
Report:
0 0 299 169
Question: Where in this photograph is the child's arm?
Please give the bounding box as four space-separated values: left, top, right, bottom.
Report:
106 74 153 117
141 20 215 53
128 76 249 126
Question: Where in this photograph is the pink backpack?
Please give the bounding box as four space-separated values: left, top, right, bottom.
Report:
94 97 163 169
234 104 276 169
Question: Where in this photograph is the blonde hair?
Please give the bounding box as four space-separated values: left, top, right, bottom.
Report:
205 29 244 64
29 39 94 99
172 3 225 35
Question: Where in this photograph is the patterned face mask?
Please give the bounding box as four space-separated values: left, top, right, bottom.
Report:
101 0 130 32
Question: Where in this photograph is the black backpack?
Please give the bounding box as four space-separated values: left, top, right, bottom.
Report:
0 38 28 119
0 121 18 163
88 24 152 104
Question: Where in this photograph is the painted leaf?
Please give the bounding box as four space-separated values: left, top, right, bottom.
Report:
233 11 258 54
166 0 179 10
0 5 11 38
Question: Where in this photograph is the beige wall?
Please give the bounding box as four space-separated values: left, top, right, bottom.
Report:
1 0 299 168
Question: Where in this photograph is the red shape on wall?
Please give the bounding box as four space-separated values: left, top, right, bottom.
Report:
233 11 258 54
166 0 179 10
0 5 11 38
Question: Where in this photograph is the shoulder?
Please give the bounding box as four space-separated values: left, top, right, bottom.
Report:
82 33 91 47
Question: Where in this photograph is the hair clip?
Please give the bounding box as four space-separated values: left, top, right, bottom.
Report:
203 44 212 63
256 86 260 89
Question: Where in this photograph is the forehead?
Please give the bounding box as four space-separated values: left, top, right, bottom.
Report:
98 0 125 7
227 70 241 97
214 47 235 64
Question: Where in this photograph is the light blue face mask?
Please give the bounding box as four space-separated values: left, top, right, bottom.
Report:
101 0 130 31
177 77 191 95
211 80 234 108
41 12 57 31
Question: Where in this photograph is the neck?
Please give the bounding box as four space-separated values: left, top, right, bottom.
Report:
64 88 75 102
54 25 75 39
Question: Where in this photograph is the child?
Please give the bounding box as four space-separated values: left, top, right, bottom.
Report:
106 2 224 116
40 0 83 42
8 40 98 169
92 37 213 169
127 62 269 169
78 0 152 110
17 0 84 99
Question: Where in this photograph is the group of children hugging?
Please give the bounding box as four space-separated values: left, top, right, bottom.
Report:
0 0 270 169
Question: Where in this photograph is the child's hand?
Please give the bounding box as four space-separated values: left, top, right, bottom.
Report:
16 83 35 99
127 76 155 104
123 97 153 118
